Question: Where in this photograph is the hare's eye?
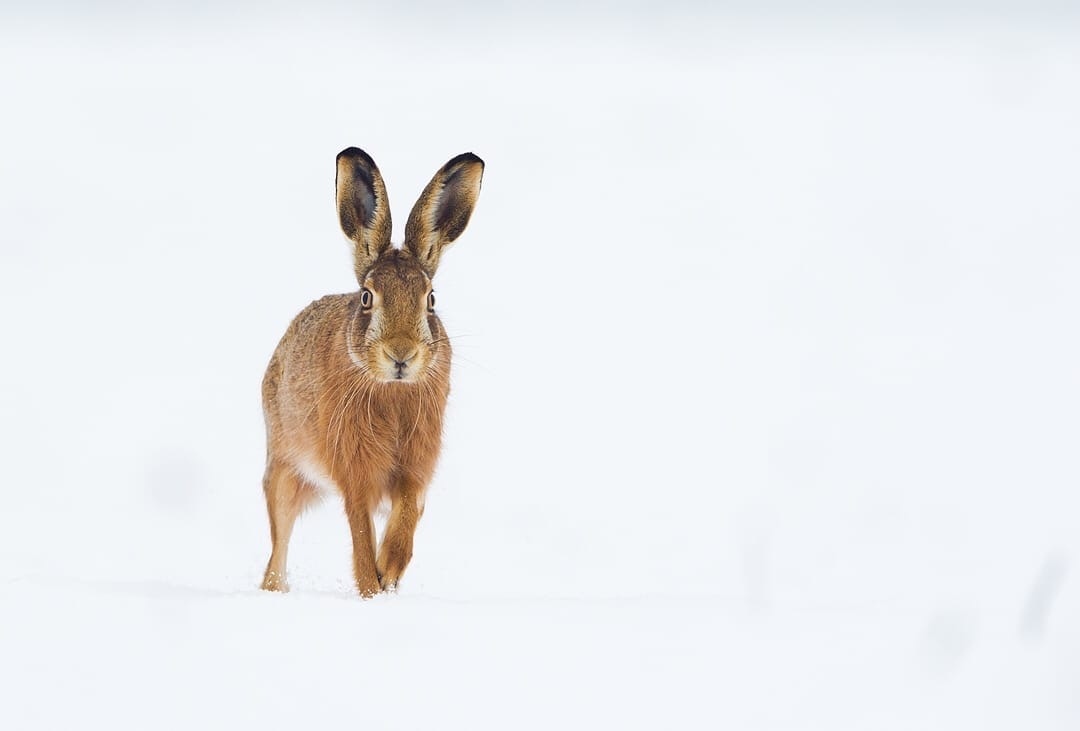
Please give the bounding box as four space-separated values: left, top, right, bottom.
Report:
360 289 374 309
427 292 436 311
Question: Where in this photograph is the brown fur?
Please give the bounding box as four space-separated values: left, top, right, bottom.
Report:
260 148 483 597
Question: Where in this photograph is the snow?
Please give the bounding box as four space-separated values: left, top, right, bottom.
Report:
1 5 1079 729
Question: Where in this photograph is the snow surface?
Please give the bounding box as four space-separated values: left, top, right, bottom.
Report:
1 5 1079 729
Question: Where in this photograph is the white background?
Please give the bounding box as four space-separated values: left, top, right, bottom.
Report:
1 3 1078 728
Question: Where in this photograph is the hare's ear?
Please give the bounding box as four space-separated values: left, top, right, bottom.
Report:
336 147 392 281
403 153 484 275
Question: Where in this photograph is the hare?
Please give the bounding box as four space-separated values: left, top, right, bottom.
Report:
260 147 484 597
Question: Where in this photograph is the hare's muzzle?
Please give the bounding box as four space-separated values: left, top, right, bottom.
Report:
379 342 423 382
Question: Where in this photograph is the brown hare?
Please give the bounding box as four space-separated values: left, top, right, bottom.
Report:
260 148 484 597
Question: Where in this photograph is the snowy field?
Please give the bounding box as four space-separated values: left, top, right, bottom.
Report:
2 3 1079 728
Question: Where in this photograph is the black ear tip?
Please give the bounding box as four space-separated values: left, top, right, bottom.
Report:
337 147 379 170
448 152 484 169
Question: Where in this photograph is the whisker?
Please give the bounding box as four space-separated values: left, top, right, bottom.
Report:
448 352 493 374
405 376 424 449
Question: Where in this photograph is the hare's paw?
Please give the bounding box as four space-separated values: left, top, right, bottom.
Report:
376 550 408 592
379 574 399 593
261 570 289 593
356 576 382 599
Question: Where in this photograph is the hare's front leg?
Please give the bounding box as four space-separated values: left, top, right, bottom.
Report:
342 489 382 598
261 460 316 592
377 478 425 591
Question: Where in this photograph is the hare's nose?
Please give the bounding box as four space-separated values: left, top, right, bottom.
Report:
385 344 418 368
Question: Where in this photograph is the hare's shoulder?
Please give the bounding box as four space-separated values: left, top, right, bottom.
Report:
293 292 358 326
263 293 358 400
277 293 360 345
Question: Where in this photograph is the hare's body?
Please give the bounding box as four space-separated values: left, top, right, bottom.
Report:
263 292 450 507
260 149 483 597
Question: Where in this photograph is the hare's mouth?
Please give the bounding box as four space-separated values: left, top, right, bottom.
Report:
375 367 423 384
372 345 428 383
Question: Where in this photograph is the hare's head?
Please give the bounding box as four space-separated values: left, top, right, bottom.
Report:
335 148 484 384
